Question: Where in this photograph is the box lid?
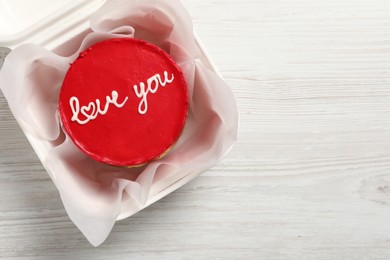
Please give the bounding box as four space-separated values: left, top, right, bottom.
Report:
0 0 105 50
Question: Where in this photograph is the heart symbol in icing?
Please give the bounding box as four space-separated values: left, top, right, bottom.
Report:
80 102 97 119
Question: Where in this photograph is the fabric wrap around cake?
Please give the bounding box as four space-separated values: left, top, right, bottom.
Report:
59 38 189 167
0 0 238 247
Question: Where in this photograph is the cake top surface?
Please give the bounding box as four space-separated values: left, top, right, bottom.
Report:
59 38 188 166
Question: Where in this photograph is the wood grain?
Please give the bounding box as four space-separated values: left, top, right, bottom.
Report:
1 0 390 259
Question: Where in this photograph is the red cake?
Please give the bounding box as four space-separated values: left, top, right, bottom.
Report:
59 38 188 167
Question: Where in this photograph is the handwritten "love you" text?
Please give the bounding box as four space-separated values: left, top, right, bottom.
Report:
69 71 175 125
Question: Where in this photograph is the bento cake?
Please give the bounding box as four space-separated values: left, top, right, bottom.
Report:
59 38 188 167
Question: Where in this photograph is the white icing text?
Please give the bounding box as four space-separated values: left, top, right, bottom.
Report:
70 90 128 125
133 71 174 114
69 71 175 125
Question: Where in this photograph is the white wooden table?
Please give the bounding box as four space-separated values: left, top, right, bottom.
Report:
1 0 390 259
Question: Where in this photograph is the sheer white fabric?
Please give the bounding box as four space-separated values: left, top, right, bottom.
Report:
0 0 238 246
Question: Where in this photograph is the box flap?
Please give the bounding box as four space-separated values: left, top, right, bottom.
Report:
0 0 105 49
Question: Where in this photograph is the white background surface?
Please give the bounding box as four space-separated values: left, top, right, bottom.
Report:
1 0 390 259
